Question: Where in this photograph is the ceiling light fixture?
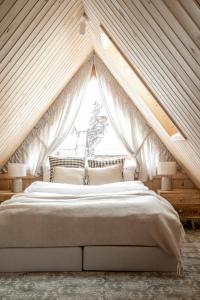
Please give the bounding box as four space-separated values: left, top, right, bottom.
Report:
80 13 89 35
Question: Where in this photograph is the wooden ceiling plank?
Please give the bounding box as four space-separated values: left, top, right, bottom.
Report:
0 0 81 97
155 0 200 57
0 5 84 114
116 2 199 112
86 1 199 150
0 0 29 36
0 35 91 128
92 0 200 118
85 0 200 186
0 0 48 50
95 42 200 160
0 47 90 146
0 0 18 23
178 0 200 29
0 0 72 74
87 1 200 139
100 0 199 135
121 1 199 98
0 45 91 153
0 44 90 142
93 41 200 161
0 27 88 126
137 0 200 86
113 0 200 112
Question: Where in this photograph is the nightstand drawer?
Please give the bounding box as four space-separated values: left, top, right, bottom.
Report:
158 189 200 205
157 189 200 229
174 205 200 217
164 194 200 205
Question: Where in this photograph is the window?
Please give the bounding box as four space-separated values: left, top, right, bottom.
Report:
100 25 185 140
55 76 128 158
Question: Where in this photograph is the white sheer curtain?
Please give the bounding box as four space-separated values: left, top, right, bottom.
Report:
7 54 174 180
9 56 93 175
94 55 170 181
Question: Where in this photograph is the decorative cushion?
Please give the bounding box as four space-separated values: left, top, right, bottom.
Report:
49 156 85 182
88 158 125 168
52 166 85 185
123 159 137 181
87 164 123 185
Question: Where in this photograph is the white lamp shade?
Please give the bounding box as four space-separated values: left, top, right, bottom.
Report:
8 163 27 177
157 162 176 176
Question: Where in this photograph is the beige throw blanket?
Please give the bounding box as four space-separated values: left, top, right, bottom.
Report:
0 181 184 264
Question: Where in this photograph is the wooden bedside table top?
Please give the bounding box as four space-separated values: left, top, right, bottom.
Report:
0 190 21 195
0 191 22 203
157 189 200 194
157 189 200 202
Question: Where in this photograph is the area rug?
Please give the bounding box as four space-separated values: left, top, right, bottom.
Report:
0 230 199 300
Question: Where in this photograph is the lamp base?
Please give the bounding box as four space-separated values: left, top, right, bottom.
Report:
12 178 23 193
161 176 172 191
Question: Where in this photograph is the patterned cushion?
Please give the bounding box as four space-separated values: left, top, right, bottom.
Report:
88 158 125 169
49 156 85 182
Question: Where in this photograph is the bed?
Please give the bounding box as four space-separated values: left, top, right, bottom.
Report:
0 181 184 273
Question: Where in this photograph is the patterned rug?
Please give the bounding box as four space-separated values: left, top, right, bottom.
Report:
0 230 199 300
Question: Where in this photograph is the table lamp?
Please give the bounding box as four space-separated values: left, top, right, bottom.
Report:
8 163 27 193
157 161 176 191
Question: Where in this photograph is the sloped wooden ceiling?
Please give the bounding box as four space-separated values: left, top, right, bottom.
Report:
0 0 92 165
0 0 200 186
83 0 200 187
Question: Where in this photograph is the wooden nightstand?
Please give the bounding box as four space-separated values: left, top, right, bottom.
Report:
157 189 200 229
0 191 20 203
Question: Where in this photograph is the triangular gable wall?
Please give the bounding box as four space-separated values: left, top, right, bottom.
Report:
0 0 199 186
7 54 176 179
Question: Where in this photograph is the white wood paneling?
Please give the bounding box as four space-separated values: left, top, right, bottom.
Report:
0 0 199 187
0 0 92 165
83 0 200 187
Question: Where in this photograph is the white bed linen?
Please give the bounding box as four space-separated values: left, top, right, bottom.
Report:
25 180 147 194
0 181 184 265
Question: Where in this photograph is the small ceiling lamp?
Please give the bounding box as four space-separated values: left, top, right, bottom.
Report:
80 14 88 35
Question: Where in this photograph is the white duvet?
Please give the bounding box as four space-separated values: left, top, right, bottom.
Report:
0 181 184 266
25 180 148 195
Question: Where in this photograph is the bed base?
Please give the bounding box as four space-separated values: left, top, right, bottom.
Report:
0 246 177 272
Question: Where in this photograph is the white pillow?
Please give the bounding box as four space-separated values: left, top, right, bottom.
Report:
43 165 50 182
52 166 85 185
87 164 123 185
123 159 137 181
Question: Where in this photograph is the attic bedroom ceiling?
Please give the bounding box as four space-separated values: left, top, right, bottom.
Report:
0 0 200 187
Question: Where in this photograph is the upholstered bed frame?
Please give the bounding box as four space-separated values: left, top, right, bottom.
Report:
0 246 177 272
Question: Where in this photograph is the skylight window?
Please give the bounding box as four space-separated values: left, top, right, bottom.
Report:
100 25 185 140
101 30 112 49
